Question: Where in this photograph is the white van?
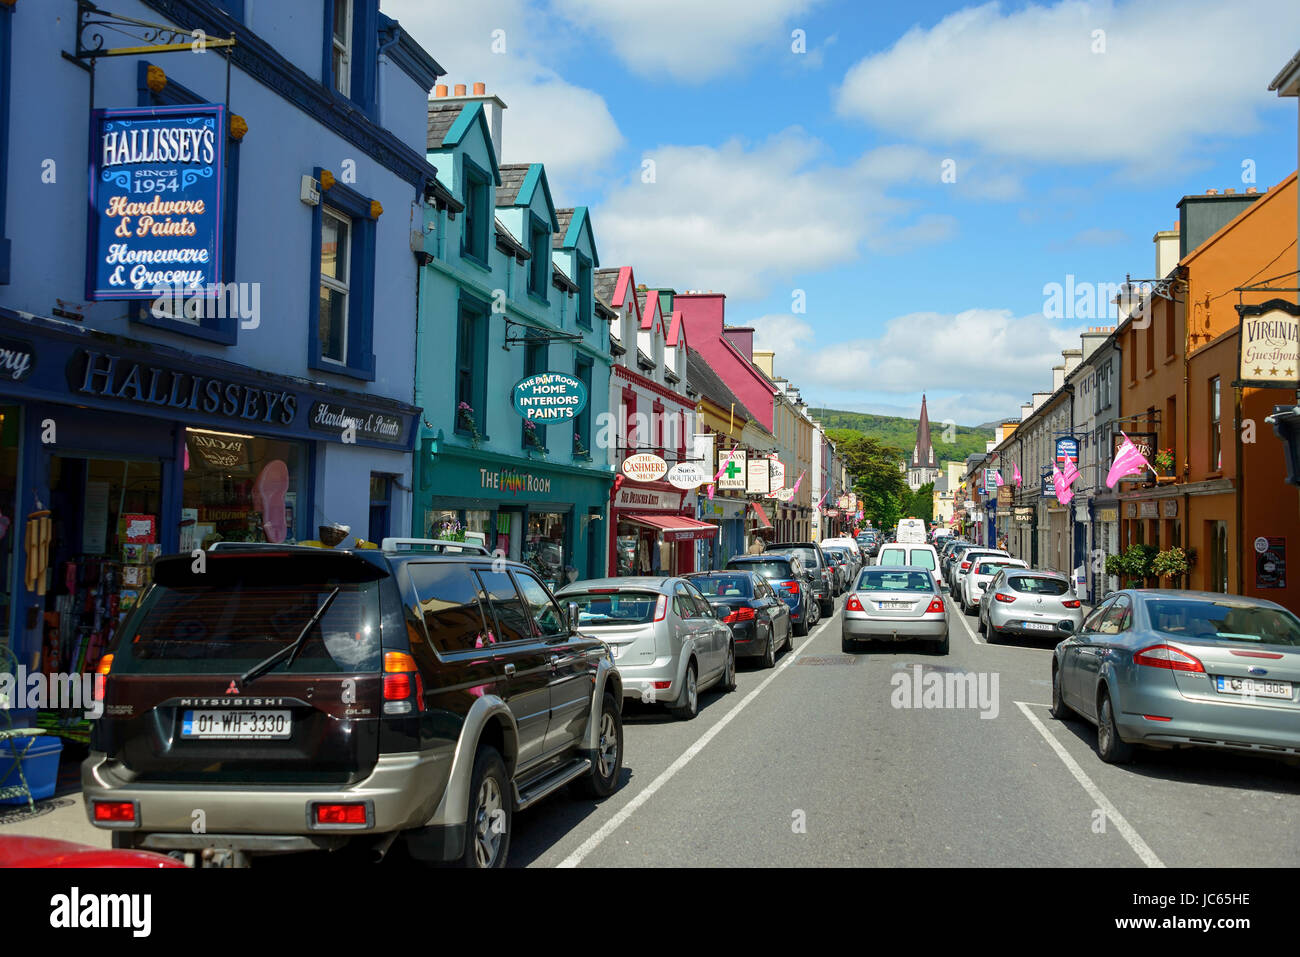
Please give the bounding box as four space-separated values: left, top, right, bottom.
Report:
821 536 861 564
896 518 927 544
875 542 942 590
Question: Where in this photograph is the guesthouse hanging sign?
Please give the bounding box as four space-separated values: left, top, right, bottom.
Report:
87 104 225 300
1237 299 1300 388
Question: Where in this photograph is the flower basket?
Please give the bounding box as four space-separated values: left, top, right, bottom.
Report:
456 402 481 448
437 519 466 542
523 421 548 456
1151 546 1189 587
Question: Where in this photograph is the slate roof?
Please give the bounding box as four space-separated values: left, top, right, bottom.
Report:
594 268 620 308
494 218 530 261
687 348 757 425
426 102 464 149
553 208 574 247
496 164 531 208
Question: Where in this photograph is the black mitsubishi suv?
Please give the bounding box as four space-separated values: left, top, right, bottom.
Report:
83 541 624 868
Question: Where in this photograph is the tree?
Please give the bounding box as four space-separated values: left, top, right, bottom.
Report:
828 429 909 528
903 482 934 523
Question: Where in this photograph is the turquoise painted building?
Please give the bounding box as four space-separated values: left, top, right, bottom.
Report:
414 91 614 586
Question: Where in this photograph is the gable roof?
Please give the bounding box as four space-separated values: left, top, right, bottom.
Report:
554 206 599 264
637 289 664 333
496 164 530 207
665 310 687 348
427 101 500 185
594 268 620 308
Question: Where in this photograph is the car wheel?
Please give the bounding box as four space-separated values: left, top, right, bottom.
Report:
793 615 809 637
721 643 738 691
976 611 986 634
785 620 795 650
933 630 950 656
1096 689 1135 764
841 634 854 653
762 631 776 669
820 597 834 617
671 662 699 720
574 693 623 799
460 747 511 868
1048 666 1074 721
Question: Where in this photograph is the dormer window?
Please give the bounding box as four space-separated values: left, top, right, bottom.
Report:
461 158 491 265
528 215 549 299
576 252 593 329
332 0 352 97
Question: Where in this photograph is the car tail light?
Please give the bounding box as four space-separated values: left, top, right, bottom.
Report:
960 561 971 571
96 654 114 676
724 606 756 623
1062 599 1081 608
1229 649 1284 659
1142 714 1172 722
652 680 672 690
994 592 1016 603
93 801 136 823
654 594 668 622
782 580 800 594
845 595 864 612
926 597 944 614
383 651 422 714
588 587 619 594
314 803 368 826
1134 644 1205 673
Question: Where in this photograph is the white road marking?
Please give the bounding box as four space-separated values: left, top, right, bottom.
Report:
1014 700 1165 868
947 594 983 645
556 606 838 868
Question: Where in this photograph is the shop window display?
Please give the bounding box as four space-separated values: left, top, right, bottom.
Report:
182 429 304 548
524 511 568 587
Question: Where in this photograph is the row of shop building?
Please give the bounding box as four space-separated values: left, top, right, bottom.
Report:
0 0 853 697
956 49 1300 612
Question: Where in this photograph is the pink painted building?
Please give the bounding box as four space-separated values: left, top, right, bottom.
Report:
675 293 776 432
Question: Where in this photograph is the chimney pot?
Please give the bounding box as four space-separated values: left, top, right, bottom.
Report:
454 83 467 96
1224 188 1235 194
1206 188 1218 195
473 82 486 95
1246 187 1258 194
434 84 447 97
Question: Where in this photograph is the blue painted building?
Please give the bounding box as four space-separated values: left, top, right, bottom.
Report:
0 1 441 689
415 87 614 585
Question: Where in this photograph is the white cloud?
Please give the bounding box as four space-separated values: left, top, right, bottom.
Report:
835 0 1300 170
382 0 624 190
595 131 957 298
784 309 1084 411
552 0 823 82
867 213 958 252
749 315 816 356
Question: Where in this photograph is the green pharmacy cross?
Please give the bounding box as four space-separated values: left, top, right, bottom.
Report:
724 461 742 480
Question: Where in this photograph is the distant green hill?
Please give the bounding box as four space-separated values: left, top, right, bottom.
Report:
817 409 993 465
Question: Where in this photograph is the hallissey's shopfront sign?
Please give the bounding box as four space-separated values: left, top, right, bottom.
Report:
87 104 225 300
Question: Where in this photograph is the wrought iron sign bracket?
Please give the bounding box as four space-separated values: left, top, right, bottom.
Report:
70 1 235 60
502 317 585 351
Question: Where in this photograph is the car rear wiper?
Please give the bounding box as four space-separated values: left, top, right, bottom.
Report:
240 586 342 686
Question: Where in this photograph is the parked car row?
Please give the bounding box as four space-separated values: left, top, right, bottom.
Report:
81 536 846 870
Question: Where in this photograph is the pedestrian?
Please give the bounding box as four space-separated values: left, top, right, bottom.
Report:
746 530 767 554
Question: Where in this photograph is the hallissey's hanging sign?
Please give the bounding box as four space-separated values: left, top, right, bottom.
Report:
87 104 225 300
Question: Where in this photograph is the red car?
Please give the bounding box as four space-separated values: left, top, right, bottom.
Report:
0 836 186 868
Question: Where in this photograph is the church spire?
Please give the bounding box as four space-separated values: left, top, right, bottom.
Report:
911 394 934 468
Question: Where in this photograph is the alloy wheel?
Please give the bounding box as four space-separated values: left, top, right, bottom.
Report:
473 777 504 867
597 711 618 778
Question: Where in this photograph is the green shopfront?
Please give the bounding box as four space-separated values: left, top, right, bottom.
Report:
416 443 613 589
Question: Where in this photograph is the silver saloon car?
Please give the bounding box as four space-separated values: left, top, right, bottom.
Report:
977 569 1083 641
842 566 949 655
1050 590 1300 765
557 577 735 720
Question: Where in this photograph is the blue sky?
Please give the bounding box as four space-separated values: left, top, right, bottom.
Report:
386 0 1300 428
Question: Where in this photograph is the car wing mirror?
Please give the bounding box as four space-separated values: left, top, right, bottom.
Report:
567 601 581 630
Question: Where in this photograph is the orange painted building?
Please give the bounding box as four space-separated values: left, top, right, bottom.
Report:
1116 173 1300 611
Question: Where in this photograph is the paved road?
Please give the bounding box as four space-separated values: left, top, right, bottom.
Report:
508 592 1300 868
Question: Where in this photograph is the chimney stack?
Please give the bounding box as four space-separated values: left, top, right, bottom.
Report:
434 84 447 97
473 82 486 95
453 83 467 96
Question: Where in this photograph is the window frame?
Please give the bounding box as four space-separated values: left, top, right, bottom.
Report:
474 567 537 644
307 171 377 381
575 251 593 329
527 212 550 301
0 3 12 285
460 157 492 267
1209 376 1222 472
454 293 491 440
511 570 568 639
331 0 353 98
523 336 548 451
573 356 593 458
318 205 352 367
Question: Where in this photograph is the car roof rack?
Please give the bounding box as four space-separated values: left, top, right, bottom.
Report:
380 537 492 556
207 542 328 552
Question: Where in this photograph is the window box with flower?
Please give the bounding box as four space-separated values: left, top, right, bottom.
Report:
456 401 481 448
572 430 590 461
523 420 548 457
1153 447 1176 481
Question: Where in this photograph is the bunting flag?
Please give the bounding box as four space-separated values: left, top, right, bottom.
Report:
706 483 716 501
1013 462 1022 487
714 447 739 484
791 470 806 494
1106 432 1153 488
992 469 1004 488
1051 464 1071 505
1061 459 1081 489
816 491 828 509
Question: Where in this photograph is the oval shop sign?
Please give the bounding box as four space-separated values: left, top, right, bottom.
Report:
513 372 588 422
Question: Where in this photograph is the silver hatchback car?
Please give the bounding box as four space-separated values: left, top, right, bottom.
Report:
977 568 1083 640
557 577 735 720
842 565 949 655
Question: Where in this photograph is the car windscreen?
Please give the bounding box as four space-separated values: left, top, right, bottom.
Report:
855 570 933 592
788 547 820 567
1009 576 1069 596
908 550 936 570
730 560 795 580
1145 599 1300 646
691 575 754 599
112 560 383 674
877 548 907 565
976 561 1016 575
566 591 661 625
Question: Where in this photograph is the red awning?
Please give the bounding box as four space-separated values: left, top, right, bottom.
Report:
623 513 720 542
750 501 773 529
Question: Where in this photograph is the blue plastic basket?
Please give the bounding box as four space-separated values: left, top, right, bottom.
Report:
0 734 63 805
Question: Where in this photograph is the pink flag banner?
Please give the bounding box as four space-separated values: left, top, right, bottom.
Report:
1061 459 1081 490
791 470 806 494
1051 464 1074 505
1013 462 1022 487
1106 432 1153 488
992 469 1004 487
816 491 828 509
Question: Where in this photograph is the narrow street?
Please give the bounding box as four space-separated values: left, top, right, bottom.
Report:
506 595 1300 868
